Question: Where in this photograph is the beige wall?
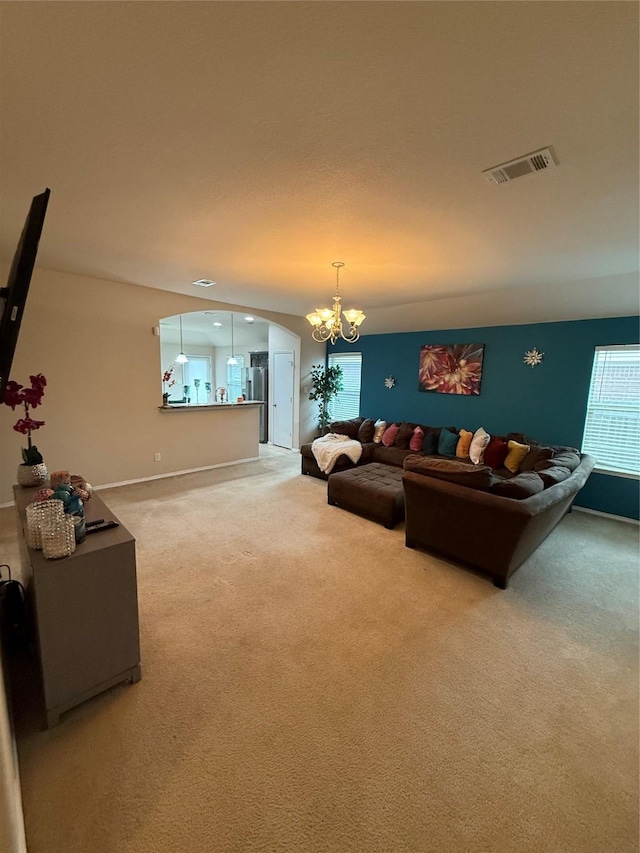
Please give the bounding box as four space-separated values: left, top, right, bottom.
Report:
0 268 322 505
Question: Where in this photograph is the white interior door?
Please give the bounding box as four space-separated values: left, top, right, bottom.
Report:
272 351 294 448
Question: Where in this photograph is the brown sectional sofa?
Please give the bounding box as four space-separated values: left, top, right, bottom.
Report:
301 417 596 588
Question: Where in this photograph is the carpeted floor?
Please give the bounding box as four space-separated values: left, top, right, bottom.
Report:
1 446 638 853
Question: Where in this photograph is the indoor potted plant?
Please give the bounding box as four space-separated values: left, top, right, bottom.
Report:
162 365 176 406
3 373 49 487
308 363 343 435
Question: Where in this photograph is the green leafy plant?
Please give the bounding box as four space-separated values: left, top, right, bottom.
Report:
308 363 343 433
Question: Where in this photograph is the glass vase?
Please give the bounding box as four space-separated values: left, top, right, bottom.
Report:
41 508 76 559
26 499 63 550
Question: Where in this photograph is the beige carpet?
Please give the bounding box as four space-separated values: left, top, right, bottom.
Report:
0 447 638 853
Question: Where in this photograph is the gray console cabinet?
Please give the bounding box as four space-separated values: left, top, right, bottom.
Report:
13 485 141 727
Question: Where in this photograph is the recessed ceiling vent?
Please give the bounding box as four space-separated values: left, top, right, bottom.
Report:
482 147 557 185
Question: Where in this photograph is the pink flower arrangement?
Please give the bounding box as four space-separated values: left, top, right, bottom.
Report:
162 365 176 394
3 374 47 464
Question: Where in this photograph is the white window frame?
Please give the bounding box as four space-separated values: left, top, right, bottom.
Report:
581 344 640 478
183 355 212 405
327 352 362 421
226 355 245 402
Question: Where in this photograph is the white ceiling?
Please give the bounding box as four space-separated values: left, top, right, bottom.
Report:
1 2 638 332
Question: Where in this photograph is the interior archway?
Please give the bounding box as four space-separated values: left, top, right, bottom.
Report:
158 310 301 449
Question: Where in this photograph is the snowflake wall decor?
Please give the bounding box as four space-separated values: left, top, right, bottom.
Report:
524 348 544 367
384 376 396 389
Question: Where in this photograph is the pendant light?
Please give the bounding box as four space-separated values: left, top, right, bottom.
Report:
176 315 189 364
227 312 238 366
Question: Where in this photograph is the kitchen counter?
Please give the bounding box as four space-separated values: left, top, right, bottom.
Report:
158 401 265 412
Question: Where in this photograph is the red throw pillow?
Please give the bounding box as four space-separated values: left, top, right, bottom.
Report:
409 426 424 452
381 423 399 447
484 436 509 469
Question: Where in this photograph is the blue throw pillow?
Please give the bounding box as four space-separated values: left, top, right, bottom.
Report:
437 428 459 457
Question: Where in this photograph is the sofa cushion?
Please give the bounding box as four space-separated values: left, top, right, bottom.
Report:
535 451 581 472
456 429 473 459
538 466 572 488
506 431 538 447
504 440 530 473
437 428 459 457
357 418 376 443
507 432 579 455
484 436 509 470
395 422 418 449
373 419 387 443
382 423 399 447
469 426 491 465
519 445 554 472
372 445 412 467
490 471 545 499
403 454 493 488
330 417 363 439
410 426 424 452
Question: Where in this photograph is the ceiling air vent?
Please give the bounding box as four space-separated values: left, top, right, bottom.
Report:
482 147 557 185
192 279 216 287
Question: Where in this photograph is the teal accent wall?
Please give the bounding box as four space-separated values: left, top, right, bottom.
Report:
330 315 639 519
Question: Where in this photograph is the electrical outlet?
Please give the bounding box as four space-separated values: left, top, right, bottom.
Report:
154 453 161 462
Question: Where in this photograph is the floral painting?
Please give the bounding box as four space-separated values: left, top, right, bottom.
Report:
418 344 485 395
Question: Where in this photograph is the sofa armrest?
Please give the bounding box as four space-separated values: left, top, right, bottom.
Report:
402 456 595 586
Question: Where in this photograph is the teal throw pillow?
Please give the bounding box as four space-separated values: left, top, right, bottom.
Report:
437 428 459 457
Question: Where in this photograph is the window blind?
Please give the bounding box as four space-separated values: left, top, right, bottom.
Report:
328 352 362 421
581 345 640 476
226 355 245 402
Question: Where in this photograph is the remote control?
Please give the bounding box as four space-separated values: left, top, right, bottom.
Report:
85 520 119 535
85 518 105 528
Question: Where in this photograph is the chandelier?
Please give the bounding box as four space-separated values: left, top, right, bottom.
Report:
306 262 365 344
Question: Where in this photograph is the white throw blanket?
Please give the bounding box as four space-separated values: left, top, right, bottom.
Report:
311 433 363 474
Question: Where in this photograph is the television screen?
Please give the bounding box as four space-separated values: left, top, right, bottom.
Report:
0 188 50 398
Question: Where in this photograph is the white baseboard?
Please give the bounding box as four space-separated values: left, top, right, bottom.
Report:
0 457 260 507
95 456 260 491
573 505 639 525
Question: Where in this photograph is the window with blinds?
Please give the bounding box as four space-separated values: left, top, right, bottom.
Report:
327 352 362 421
581 345 640 476
226 355 245 402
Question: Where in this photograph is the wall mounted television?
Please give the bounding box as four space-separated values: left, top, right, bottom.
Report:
0 188 50 398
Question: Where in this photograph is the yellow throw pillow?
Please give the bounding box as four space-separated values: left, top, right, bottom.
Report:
456 429 473 459
504 440 530 473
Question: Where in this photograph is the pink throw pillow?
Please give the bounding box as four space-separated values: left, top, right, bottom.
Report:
381 423 399 447
409 426 424 452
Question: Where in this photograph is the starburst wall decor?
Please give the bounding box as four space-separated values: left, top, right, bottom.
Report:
524 348 544 367
384 376 396 389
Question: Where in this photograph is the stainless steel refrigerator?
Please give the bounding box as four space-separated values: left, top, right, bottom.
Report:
245 366 268 443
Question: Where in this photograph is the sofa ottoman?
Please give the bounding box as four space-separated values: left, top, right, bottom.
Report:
327 463 405 529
